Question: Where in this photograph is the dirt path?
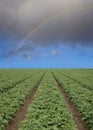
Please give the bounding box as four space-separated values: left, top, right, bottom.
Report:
5 72 46 130
52 72 89 130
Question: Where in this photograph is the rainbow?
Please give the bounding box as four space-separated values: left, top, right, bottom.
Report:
10 5 93 57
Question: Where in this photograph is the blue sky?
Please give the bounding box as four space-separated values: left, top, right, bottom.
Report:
0 0 93 68
0 41 93 68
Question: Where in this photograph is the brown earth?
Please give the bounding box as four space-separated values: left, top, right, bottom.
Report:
5 71 46 130
52 72 89 130
5 71 89 130
5 87 37 130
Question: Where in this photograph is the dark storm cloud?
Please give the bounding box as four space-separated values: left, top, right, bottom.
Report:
32 9 93 46
0 0 93 58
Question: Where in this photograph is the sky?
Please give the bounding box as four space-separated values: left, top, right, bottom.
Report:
0 0 93 68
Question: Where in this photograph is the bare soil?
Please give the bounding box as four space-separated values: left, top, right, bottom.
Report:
52 72 89 130
5 72 46 130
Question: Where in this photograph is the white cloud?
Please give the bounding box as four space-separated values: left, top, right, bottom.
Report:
52 50 60 56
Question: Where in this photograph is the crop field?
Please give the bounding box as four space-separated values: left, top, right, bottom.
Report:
0 69 93 130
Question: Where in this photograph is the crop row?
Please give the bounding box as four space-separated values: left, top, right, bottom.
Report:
0 70 43 94
19 72 77 130
0 69 34 82
60 70 93 90
0 70 44 130
53 71 93 130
